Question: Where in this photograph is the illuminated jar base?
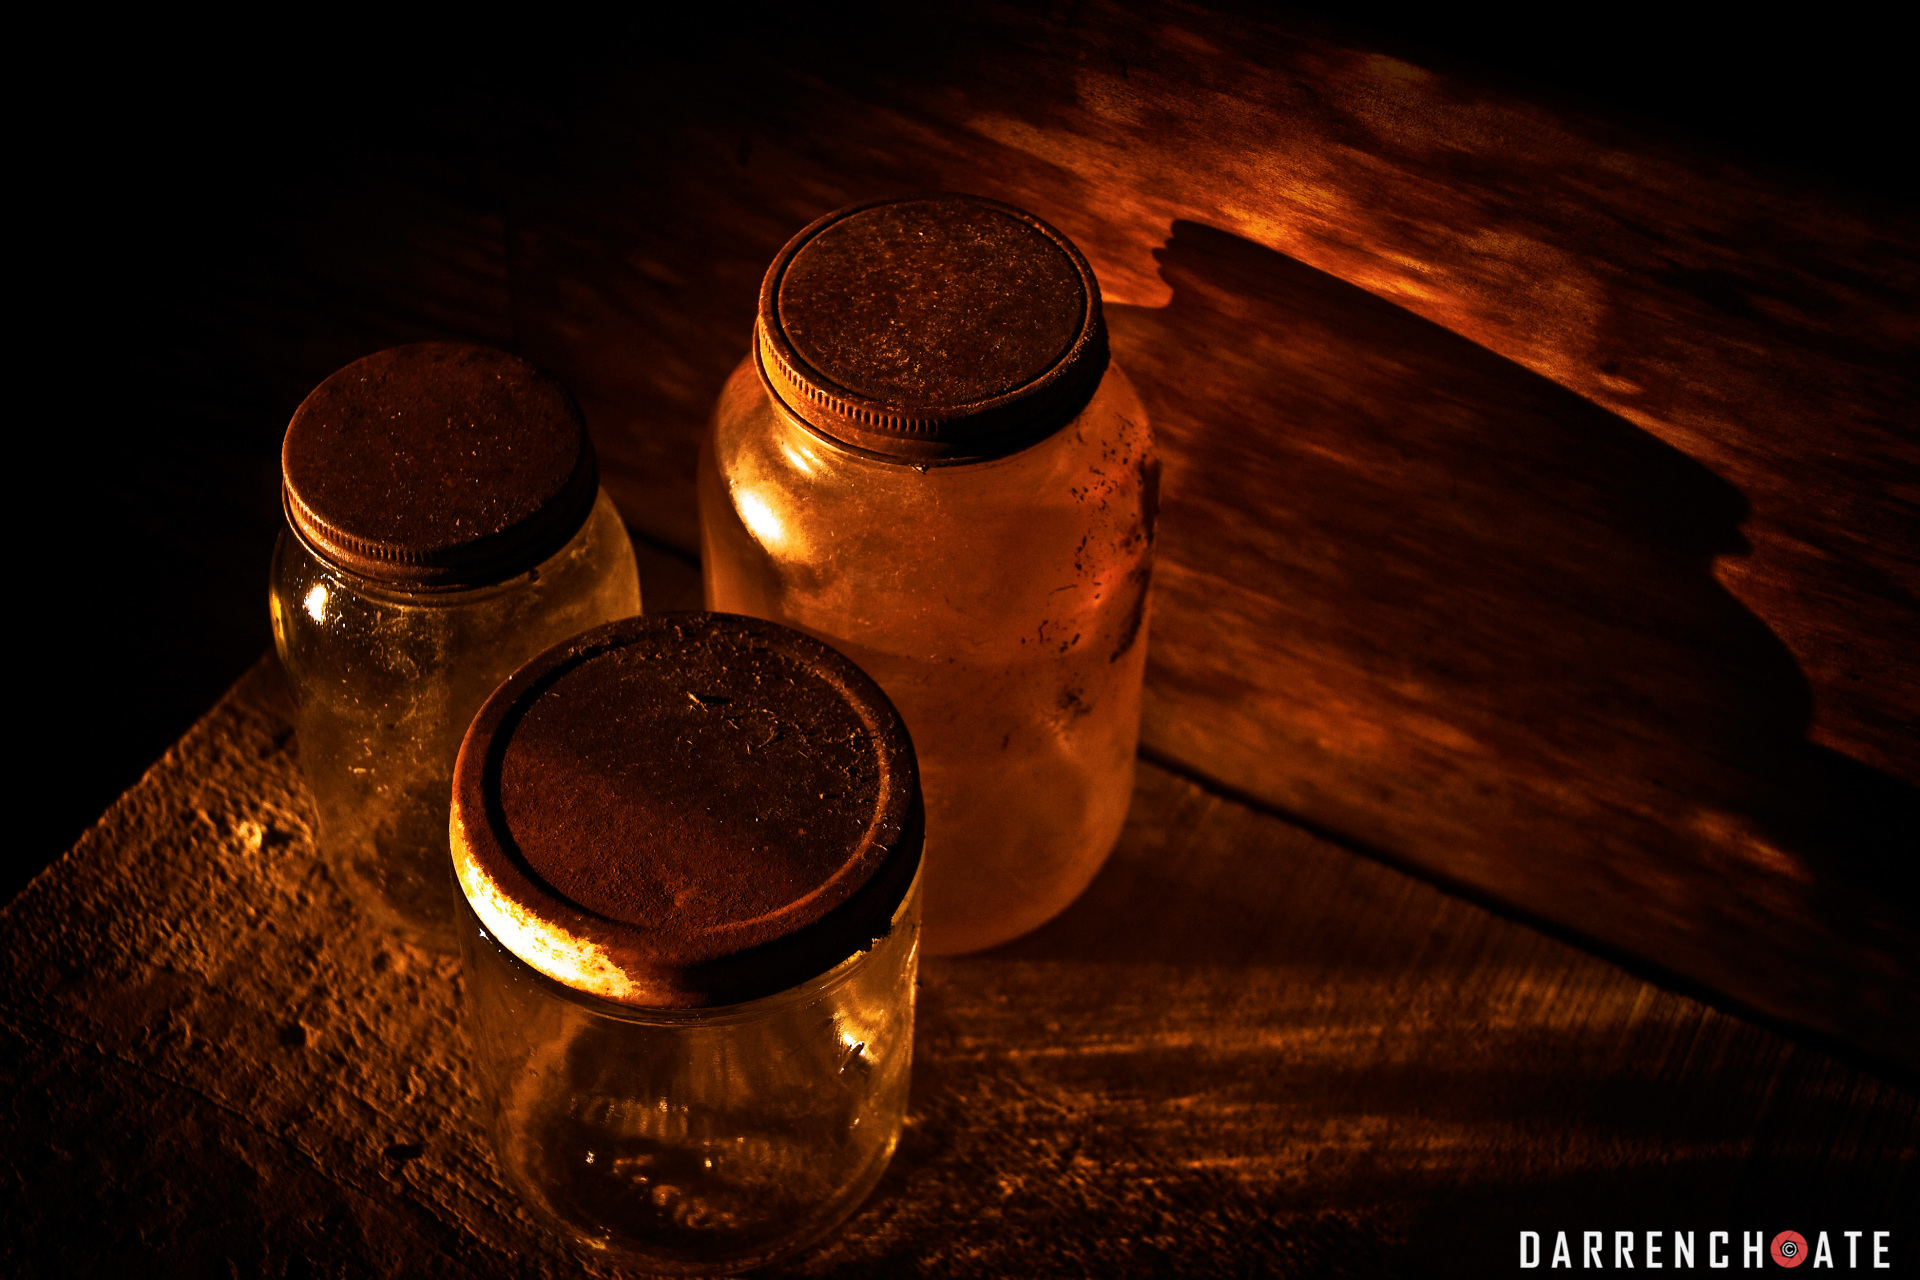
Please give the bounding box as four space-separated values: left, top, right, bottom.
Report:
458 882 918 1274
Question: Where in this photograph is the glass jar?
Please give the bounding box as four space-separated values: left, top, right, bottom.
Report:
698 194 1158 955
450 612 924 1274
270 343 641 952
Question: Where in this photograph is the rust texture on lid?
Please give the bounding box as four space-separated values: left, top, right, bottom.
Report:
281 343 599 589
757 193 1110 464
450 612 923 1008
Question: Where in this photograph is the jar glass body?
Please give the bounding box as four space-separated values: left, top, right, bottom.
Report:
458 875 921 1274
270 490 641 950
699 362 1155 955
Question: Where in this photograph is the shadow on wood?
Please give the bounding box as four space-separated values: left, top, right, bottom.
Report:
1119 221 1917 1067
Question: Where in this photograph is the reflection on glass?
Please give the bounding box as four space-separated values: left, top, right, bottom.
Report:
701 367 1156 954
459 878 920 1274
270 492 640 950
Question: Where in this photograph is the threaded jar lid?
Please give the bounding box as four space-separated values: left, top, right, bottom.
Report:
281 343 599 589
756 193 1110 464
450 613 924 1009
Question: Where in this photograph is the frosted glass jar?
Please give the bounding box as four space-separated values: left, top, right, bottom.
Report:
451 613 924 1274
699 195 1158 955
270 343 640 951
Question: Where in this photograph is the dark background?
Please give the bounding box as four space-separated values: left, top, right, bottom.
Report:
19 4 1906 900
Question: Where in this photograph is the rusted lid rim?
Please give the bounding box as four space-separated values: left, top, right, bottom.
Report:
282 451 599 592
463 861 922 1026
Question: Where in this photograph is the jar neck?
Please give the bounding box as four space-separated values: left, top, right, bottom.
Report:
279 481 602 596
455 867 922 1027
755 338 1089 470
281 488 608 606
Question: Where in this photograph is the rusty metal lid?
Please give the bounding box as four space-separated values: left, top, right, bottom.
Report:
756 193 1110 464
281 343 599 589
450 612 924 1009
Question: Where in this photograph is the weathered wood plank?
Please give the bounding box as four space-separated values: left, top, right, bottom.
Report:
4 637 1911 1275
491 5 1918 1064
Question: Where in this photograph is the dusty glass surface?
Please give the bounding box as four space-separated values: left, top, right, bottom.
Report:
458 877 920 1275
270 491 640 950
699 363 1156 954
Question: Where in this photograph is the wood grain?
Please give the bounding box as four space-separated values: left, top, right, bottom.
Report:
482 5 1918 1066
4 638 1910 1276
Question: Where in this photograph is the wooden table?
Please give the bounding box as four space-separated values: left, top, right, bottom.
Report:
8 6 1915 1274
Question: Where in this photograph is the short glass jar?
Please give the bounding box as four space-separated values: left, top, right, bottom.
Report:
699 195 1158 955
451 613 924 1274
270 343 641 951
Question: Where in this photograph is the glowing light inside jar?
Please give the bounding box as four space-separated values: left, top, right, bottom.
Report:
778 437 820 477
303 584 329 623
736 490 788 549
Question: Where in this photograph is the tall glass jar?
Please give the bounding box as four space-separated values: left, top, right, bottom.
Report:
270 343 641 952
699 195 1158 955
450 613 924 1274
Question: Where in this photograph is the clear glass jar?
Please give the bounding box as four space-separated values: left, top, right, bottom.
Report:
451 613 924 1274
458 878 919 1274
269 343 641 951
699 195 1158 955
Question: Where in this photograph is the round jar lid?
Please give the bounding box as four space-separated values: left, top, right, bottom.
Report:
281 343 599 589
756 193 1110 464
450 613 924 1008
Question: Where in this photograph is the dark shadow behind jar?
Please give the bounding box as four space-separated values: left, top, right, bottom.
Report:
450 613 924 1274
698 194 1158 955
269 343 642 951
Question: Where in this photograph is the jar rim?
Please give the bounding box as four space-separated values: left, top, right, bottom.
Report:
278 489 616 604
458 864 921 1027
